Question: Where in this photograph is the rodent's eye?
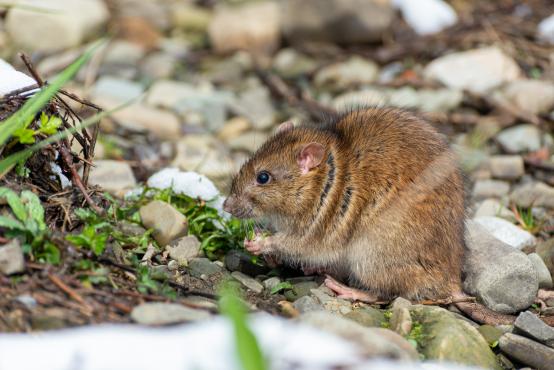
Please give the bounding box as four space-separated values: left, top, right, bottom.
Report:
256 171 271 185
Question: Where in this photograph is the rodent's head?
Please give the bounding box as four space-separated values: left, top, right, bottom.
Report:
224 122 328 225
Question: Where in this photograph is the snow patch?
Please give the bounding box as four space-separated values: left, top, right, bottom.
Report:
0 59 38 96
392 0 458 35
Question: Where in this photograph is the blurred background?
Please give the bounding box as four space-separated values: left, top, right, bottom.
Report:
0 0 553 198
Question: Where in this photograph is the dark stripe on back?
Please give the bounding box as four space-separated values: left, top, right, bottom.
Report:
318 153 335 208
340 186 353 216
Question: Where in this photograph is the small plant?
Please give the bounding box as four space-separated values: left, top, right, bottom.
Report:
0 187 60 264
12 112 62 145
511 204 543 234
219 284 268 370
270 281 293 295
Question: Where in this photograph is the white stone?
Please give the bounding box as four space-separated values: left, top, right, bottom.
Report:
424 47 521 94
494 79 554 115
474 216 536 250
6 0 109 52
489 155 524 180
232 86 276 130
231 271 264 294
89 160 137 196
140 200 188 247
496 124 542 153
92 76 144 103
0 240 25 275
474 199 516 222
472 179 510 199
131 303 210 325
314 57 379 89
510 182 554 209
208 2 281 55
527 253 553 289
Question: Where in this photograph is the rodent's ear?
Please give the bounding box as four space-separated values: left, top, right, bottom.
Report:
276 121 294 133
297 142 325 175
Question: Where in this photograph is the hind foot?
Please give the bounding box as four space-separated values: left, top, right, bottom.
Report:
324 275 378 303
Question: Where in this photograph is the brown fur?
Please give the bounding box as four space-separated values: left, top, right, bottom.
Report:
225 107 465 300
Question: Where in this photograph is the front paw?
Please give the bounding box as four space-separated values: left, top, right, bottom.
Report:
244 234 272 256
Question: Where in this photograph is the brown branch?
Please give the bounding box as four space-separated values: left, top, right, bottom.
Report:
48 273 92 310
59 145 104 215
19 53 44 86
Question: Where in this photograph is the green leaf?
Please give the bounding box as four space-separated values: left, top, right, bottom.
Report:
40 242 61 265
0 42 99 149
0 187 27 222
91 233 108 256
21 190 45 231
38 113 62 135
270 281 293 295
0 215 26 231
219 285 267 370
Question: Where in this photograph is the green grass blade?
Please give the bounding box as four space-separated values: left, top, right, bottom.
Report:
0 101 132 177
0 40 103 148
0 187 27 222
219 286 268 370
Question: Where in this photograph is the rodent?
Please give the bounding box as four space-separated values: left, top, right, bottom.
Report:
223 107 465 302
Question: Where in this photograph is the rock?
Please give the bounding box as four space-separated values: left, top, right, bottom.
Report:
167 236 201 266
281 0 394 44
227 131 269 153
390 307 412 337
424 47 521 94
187 258 222 279
474 199 516 222
514 311 554 347
489 155 524 180
474 216 536 250
510 182 554 209
262 277 282 291
472 179 510 199
102 40 146 67
231 271 263 294
94 98 181 140
0 240 25 275
115 221 147 237
310 288 353 315
538 14 554 44
478 325 504 346
172 135 235 182
388 87 463 113
118 0 170 32
284 281 319 301
344 307 385 328
410 305 501 369
146 80 232 130
224 249 269 277
494 79 554 115
232 86 276 130
499 333 554 369
208 2 281 55
140 52 176 80
139 201 188 247
496 124 542 153
217 117 251 141
6 0 109 52
298 311 418 360
293 296 323 313
92 76 144 103
527 253 553 289
463 220 538 314
171 3 211 33
89 160 137 196
131 303 210 325
314 57 379 89
118 16 161 50
536 239 554 276
272 48 318 78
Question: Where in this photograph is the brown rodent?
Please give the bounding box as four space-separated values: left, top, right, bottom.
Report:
223 107 465 302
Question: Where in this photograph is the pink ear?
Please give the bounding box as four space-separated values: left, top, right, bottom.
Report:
276 121 294 133
297 143 325 174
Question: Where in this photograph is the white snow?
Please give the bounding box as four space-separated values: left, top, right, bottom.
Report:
392 0 458 36
0 314 483 370
146 168 229 217
538 14 554 44
50 162 72 188
0 58 38 96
